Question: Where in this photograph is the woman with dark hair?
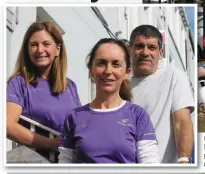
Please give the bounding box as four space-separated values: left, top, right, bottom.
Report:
7 21 81 162
58 38 159 163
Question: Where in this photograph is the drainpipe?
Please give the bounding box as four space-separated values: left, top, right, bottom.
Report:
125 7 130 40
15 7 19 25
163 9 169 66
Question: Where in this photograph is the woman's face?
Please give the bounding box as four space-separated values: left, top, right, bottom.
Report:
28 30 60 69
90 43 130 94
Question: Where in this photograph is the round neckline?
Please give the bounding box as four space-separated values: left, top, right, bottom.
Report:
87 100 127 113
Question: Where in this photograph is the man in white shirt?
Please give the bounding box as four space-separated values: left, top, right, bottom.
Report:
129 24 194 163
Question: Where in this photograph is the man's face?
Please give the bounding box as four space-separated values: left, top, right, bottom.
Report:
130 35 163 77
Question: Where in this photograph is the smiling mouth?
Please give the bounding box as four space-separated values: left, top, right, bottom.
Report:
35 56 49 61
101 79 115 83
36 56 48 59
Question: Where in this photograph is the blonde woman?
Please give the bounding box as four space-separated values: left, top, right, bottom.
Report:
7 21 81 162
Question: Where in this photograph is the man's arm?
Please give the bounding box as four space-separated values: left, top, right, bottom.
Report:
172 108 194 163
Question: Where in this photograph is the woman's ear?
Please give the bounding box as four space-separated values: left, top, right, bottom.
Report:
89 68 95 82
56 44 61 57
89 68 92 78
124 68 131 80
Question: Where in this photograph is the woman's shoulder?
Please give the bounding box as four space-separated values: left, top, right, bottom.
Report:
67 78 75 84
125 101 144 110
66 104 89 121
66 78 78 88
71 104 89 114
8 75 25 85
125 102 149 116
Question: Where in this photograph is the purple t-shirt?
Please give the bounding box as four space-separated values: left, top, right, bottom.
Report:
60 101 156 163
7 75 81 133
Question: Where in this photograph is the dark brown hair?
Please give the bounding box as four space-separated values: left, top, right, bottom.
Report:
130 24 163 48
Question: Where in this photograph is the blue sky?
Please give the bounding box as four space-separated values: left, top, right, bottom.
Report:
185 7 195 38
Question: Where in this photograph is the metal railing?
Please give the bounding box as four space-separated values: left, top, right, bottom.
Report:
19 115 60 162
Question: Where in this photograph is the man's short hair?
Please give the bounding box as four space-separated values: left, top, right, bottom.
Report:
130 25 163 48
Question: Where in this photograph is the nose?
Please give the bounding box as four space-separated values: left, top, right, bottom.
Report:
104 64 112 74
141 45 149 56
36 44 44 54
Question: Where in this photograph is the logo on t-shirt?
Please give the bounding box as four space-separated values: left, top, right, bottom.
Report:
117 119 133 128
80 122 87 128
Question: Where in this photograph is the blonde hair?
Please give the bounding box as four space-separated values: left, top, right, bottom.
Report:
8 21 68 94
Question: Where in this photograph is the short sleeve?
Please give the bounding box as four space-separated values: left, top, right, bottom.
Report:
135 107 157 142
171 68 194 113
7 76 26 107
68 79 81 107
60 113 75 149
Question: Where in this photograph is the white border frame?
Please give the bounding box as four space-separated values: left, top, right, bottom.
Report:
3 3 199 173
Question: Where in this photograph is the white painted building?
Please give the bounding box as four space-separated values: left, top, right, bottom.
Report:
6 6 195 151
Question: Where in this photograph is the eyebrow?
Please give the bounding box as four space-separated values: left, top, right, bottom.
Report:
95 58 123 63
112 60 123 63
29 40 51 44
134 43 158 47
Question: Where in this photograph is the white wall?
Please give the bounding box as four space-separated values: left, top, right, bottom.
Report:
6 7 36 152
9 7 36 77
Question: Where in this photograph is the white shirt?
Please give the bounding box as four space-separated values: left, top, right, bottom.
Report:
130 65 194 163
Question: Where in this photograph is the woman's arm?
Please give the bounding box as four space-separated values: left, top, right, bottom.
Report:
58 113 75 163
135 107 160 163
7 102 60 150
